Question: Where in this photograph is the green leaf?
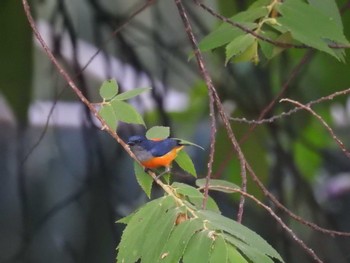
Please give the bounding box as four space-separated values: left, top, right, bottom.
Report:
141 206 182 262
227 243 249 263
210 234 228 263
146 126 170 140
199 22 256 52
172 183 220 213
182 230 214 263
98 104 117 131
111 100 145 126
117 196 176 263
196 179 240 193
114 87 151 100
134 161 153 198
276 0 350 61
174 150 197 177
197 210 284 263
224 234 275 263
99 79 118 100
307 0 342 29
159 218 203 263
225 34 256 64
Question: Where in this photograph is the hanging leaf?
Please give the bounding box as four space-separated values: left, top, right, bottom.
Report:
307 0 342 29
209 234 228 263
117 196 176 263
99 79 119 100
114 87 151 100
182 230 214 263
225 34 256 64
174 150 197 177
276 0 350 61
159 218 203 263
111 100 145 126
134 161 153 198
146 126 170 140
98 104 117 131
197 210 285 263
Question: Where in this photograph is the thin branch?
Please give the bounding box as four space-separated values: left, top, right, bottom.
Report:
172 0 217 210
173 0 247 222
281 98 350 159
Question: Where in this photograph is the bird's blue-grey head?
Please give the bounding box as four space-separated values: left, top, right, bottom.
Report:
127 135 147 147
127 135 154 161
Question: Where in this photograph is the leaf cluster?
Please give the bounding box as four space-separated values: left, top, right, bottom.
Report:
199 0 349 63
117 182 284 263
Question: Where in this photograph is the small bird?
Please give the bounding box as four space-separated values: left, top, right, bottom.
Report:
127 135 187 178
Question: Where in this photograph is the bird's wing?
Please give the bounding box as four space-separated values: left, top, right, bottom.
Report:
150 139 178 157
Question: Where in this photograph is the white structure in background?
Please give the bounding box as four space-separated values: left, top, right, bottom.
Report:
29 20 188 127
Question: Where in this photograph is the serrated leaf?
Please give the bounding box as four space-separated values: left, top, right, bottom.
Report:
134 161 153 198
225 34 256 64
98 104 117 131
276 0 350 61
146 126 170 140
141 206 182 262
198 5 268 53
111 100 145 126
99 79 118 100
196 179 240 193
227 243 249 263
199 22 256 52
197 210 284 263
307 0 342 29
182 230 214 263
224 234 275 263
159 218 203 263
210 234 228 263
114 87 151 100
174 150 197 177
117 196 175 263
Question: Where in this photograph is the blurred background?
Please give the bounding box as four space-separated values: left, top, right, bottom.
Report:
1 0 350 262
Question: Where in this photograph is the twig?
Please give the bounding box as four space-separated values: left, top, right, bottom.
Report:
173 0 247 222
173 0 217 210
281 98 350 159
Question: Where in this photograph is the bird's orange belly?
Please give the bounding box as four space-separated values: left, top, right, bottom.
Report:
141 146 184 169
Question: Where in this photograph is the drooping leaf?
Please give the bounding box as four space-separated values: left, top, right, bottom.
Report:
141 206 183 262
197 210 284 263
98 104 117 131
199 4 269 53
134 161 153 198
114 87 151 100
111 100 145 126
117 196 176 263
232 39 259 64
174 150 197 177
196 179 240 193
307 0 342 29
159 218 203 263
225 34 256 64
182 230 214 263
276 0 350 61
227 243 249 263
224 234 275 263
146 126 170 140
209 234 228 263
99 79 119 100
